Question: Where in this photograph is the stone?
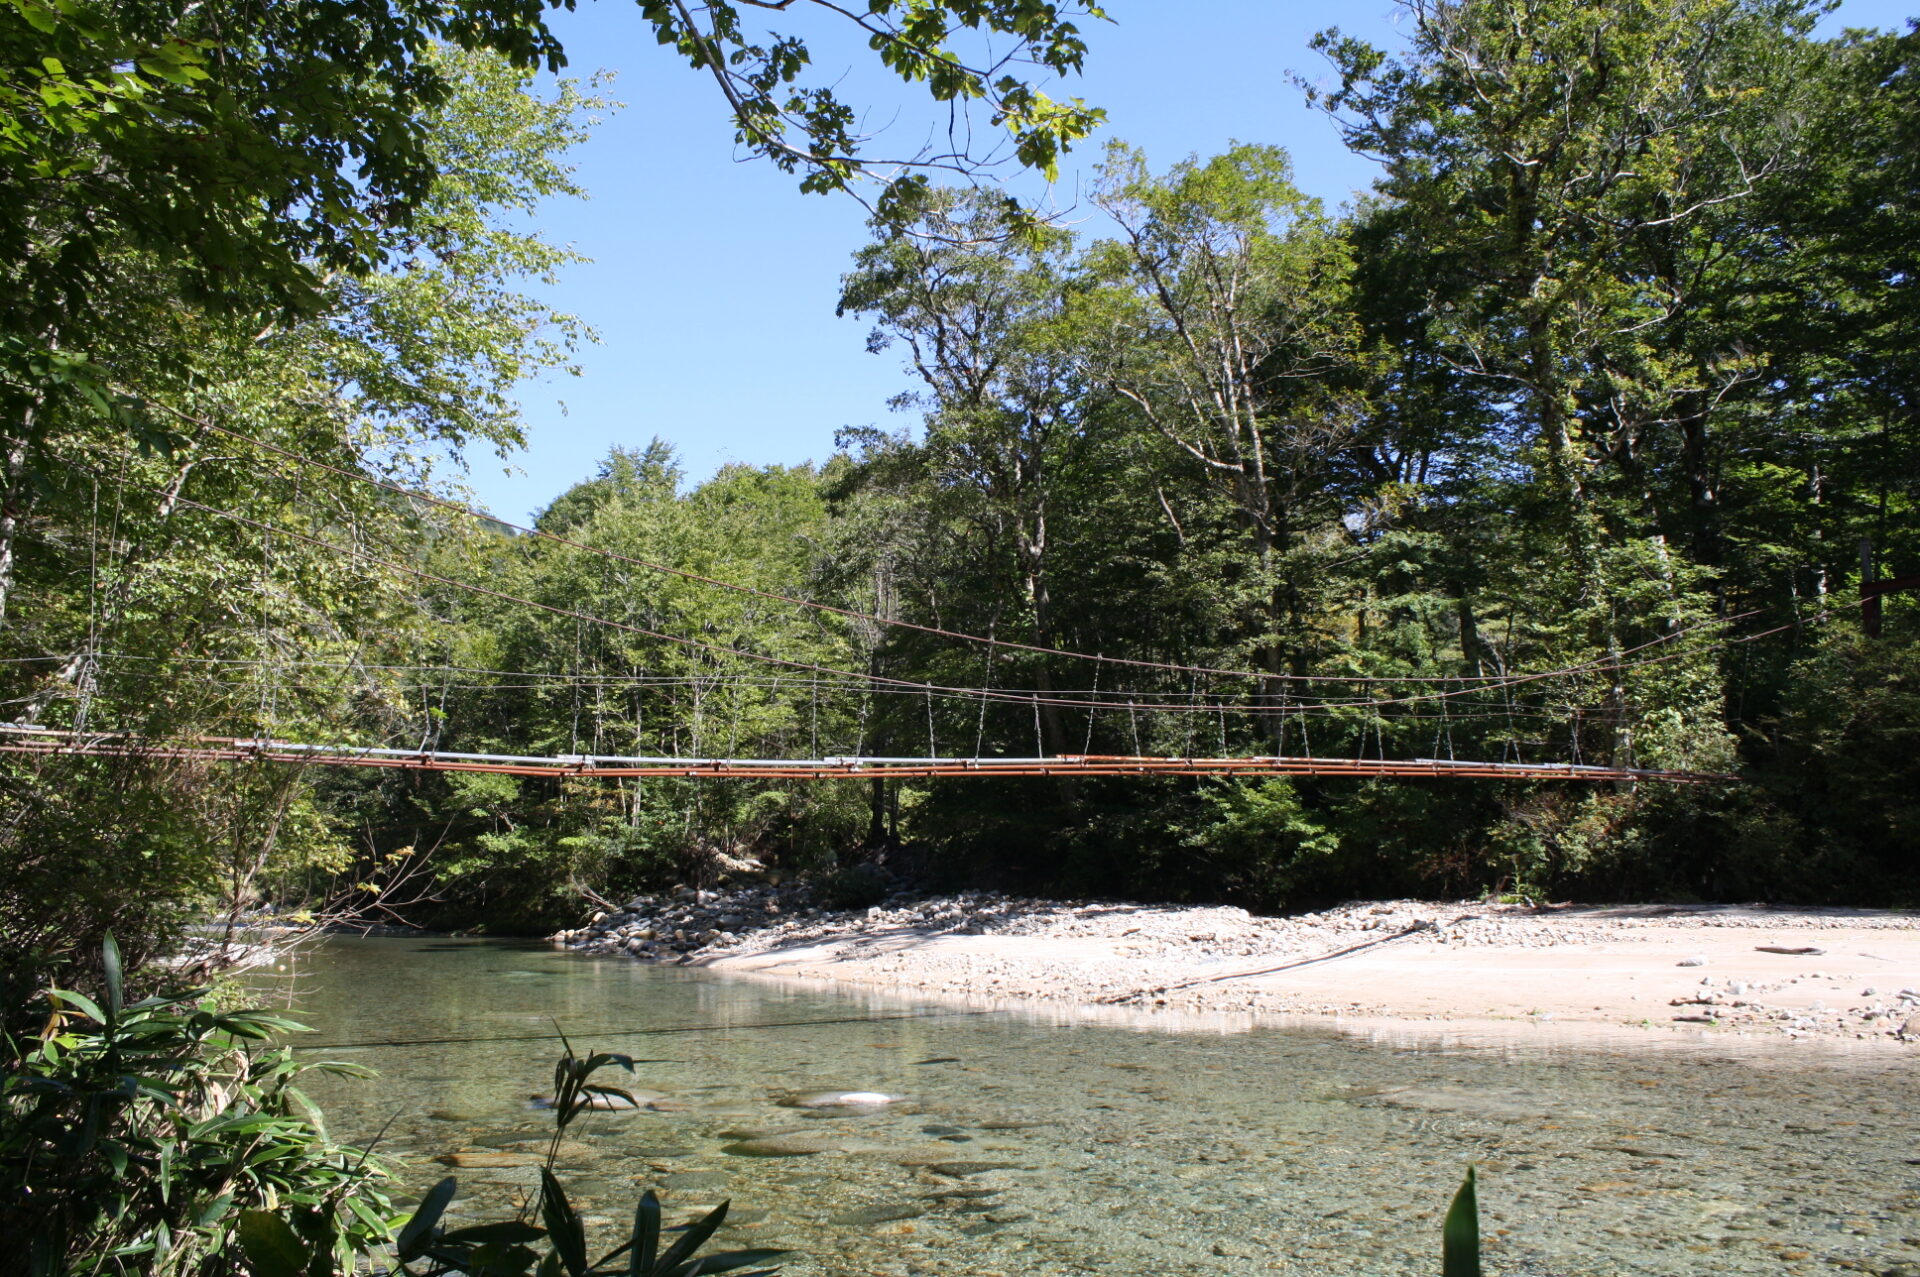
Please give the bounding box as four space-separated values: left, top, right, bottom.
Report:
784 1090 901 1109
661 1171 730 1192
433 1151 542 1169
721 1135 840 1157
1677 955 1708 967
923 1161 1019 1178
831 1204 926 1227
532 1089 663 1112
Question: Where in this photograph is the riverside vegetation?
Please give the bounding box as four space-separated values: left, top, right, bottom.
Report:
1 938 789 1276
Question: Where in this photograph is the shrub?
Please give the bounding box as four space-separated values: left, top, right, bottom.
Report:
1 937 398 1275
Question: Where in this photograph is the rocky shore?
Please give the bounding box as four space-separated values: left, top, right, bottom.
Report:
554 887 1920 1050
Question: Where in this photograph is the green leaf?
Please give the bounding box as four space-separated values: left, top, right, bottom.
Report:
460 1241 542 1275
631 1190 662 1277
235 1210 309 1277
196 1192 235 1228
397 1176 458 1261
441 1220 547 1246
540 1169 589 1277
102 933 123 1020
49 988 107 1024
653 1200 728 1277
583 1084 637 1109
17 1 58 35
1442 1166 1481 1277
673 1248 790 1276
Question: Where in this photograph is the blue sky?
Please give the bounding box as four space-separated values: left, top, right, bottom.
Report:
470 0 1914 523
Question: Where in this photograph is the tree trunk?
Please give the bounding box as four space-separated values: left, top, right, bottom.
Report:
867 777 888 848
1678 403 1722 572
1026 566 1069 756
0 409 38 629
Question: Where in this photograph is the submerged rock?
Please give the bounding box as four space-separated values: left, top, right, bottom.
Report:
529 1089 666 1112
721 1135 841 1157
921 1161 1019 1178
661 1170 730 1192
782 1090 902 1109
434 1150 542 1169
830 1203 926 1227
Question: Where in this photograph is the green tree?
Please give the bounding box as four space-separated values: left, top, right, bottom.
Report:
1087 142 1366 718
841 189 1096 753
0 45 603 976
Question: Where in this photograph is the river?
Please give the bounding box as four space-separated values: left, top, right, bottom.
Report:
260 936 1920 1276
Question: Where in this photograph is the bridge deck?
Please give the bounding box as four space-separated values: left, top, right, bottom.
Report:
0 727 1731 783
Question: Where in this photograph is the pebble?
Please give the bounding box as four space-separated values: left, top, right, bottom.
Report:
785 1091 901 1109
721 1135 841 1157
661 1171 729 1191
551 889 1920 1047
923 1162 1020 1178
434 1150 541 1168
831 1204 925 1226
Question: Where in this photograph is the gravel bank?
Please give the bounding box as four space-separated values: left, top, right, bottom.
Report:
554 888 1920 1051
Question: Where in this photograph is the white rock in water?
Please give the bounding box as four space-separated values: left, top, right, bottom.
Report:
788 1090 900 1109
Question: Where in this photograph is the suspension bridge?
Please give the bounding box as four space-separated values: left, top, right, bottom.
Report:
16 413 1884 792
0 725 1733 783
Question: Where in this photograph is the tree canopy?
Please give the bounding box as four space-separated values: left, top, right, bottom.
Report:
1 0 1916 970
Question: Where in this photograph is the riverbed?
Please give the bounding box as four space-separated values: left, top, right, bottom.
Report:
264 936 1920 1276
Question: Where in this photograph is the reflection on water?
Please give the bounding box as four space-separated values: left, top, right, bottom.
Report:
256 937 1920 1276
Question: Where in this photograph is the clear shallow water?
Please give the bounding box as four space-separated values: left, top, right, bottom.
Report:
258 937 1920 1276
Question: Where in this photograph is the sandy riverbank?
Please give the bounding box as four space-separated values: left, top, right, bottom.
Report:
557 890 1920 1054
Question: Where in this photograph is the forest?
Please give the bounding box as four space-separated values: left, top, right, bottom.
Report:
2 0 1917 985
